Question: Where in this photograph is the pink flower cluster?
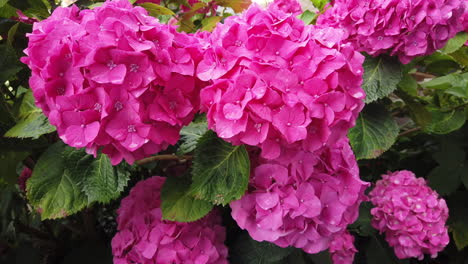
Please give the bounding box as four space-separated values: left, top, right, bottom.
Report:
369 170 450 260
317 0 465 64
230 139 368 254
21 0 203 165
329 231 357 264
463 2 468 46
197 4 365 160
112 176 228 264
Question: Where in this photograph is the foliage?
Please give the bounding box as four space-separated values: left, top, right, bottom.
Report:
1 0 468 263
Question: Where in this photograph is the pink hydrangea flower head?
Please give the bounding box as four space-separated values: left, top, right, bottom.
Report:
112 176 228 264
230 139 368 254
18 167 32 192
317 0 465 64
197 4 365 160
21 0 204 165
369 170 450 260
463 2 468 45
329 231 357 264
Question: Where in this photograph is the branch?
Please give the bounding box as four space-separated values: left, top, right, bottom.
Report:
410 72 436 79
398 126 421 137
136 154 192 165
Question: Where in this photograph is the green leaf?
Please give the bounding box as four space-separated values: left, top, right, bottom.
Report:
7 22 19 46
0 3 17 18
215 0 251 13
161 176 213 222
27 142 129 219
0 0 9 8
349 202 376 237
306 251 332 264
201 16 221 32
189 131 250 205
397 73 418 97
4 90 56 139
230 233 294 264
81 155 130 204
299 10 316 25
452 221 468 250
362 55 402 103
311 0 329 11
428 140 467 195
0 151 29 185
441 32 468 54
139 3 175 16
424 109 466 135
366 236 396 264
178 118 208 155
27 142 87 219
0 44 22 81
348 104 399 159
407 102 432 128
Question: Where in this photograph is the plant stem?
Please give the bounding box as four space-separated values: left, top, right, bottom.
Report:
410 72 436 79
136 154 192 165
398 126 421 137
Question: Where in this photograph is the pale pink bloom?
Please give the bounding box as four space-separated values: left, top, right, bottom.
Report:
369 170 450 260
112 176 228 264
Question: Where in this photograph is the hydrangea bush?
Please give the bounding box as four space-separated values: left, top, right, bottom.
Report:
1 0 468 263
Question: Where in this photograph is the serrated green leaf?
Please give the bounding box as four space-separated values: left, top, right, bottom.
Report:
27 142 88 219
189 131 250 205
178 119 208 155
362 55 402 103
139 3 175 16
215 0 251 13
397 73 418 97
441 32 468 54
230 233 294 264
161 176 213 222
451 221 468 250
348 104 399 159
27 142 129 219
424 109 466 135
201 16 221 32
4 91 56 139
81 155 130 204
299 10 316 25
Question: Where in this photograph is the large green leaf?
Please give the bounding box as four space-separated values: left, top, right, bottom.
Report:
4 90 56 139
160 176 213 222
230 233 294 264
348 104 399 160
451 221 468 251
177 118 208 155
80 155 130 204
362 55 402 103
189 131 250 205
428 140 467 195
424 109 466 135
27 142 130 219
27 142 87 219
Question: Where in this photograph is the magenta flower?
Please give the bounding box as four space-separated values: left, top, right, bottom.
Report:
269 0 303 15
369 170 450 260
112 176 228 264
230 138 368 254
198 4 365 160
21 0 204 165
329 231 357 264
317 0 465 64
